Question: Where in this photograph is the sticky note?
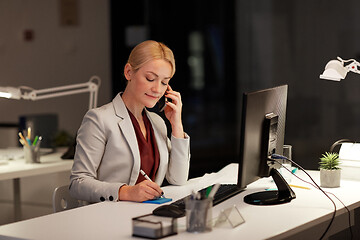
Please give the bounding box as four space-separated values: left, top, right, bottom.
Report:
143 198 172 204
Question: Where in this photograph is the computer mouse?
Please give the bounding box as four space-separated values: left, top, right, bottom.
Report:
152 204 186 218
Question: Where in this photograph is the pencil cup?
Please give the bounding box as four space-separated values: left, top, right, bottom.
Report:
24 145 41 163
185 197 212 233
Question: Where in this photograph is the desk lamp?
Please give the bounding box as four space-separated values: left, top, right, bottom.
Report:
0 75 101 109
0 75 101 158
320 58 360 180
320 56 360 81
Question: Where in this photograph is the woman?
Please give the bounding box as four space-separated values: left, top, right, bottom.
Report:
69 40 190 203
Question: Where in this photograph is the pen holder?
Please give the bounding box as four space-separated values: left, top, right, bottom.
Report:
24 145 41 163
185 197 213 233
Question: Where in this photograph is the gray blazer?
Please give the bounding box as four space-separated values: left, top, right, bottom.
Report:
69 93 190 203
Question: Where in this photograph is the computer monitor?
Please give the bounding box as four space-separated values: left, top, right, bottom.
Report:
238 85 296 205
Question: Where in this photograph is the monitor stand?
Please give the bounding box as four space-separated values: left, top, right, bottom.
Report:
244 168 296 205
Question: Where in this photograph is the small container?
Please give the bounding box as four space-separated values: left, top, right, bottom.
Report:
185 197 213 233
132 214 177 239
279 145 293 182
24 146 41 163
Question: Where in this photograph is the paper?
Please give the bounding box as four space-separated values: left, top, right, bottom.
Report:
339 143 360 161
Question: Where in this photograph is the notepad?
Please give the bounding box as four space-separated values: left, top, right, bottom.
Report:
132 214 177 238
143 198 172 204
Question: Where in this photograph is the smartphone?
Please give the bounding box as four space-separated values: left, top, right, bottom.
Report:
158 86 172 112
158 96 167 112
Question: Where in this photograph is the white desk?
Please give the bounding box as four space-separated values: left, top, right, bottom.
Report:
0 164 359 240
0 149 73 221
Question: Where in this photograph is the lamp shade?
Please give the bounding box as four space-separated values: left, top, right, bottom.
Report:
0 87 22 99
320 59 347 81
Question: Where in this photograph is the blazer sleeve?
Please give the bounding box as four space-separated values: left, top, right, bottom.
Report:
165 133 191 185
69 109 123 203
147 111 191 186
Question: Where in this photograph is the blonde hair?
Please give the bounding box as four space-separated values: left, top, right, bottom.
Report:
127 40 176 77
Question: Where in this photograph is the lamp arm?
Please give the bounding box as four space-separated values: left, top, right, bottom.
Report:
21 76 101 110
338 57 360 74
344 60 360 75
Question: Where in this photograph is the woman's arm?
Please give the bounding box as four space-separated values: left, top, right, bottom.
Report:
161 86 191 185
166 133 190 185
69 109 121 203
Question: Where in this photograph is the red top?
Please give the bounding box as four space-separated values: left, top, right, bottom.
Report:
128 110 160 184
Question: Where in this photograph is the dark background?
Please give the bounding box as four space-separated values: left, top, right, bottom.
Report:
110 0 360 178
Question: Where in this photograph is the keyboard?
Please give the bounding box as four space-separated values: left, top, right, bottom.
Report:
170 184 244 210
0 147 54 161
0 148 24 160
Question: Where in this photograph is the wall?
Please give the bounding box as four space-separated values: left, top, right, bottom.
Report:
0 0 111 135
236 0 360 169
0 0 111 225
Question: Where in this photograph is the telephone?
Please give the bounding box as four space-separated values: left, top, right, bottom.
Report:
158 95 168 112
158 86 172 112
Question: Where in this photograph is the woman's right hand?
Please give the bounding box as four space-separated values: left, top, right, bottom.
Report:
118 180 163 202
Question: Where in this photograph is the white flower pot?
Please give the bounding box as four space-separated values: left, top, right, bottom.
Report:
320 169 341 188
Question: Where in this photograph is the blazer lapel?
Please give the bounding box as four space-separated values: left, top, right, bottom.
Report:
146 111 169 184
113 94 141 185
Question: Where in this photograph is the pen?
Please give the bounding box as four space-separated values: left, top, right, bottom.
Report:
27 127 31 140
266 185 311 191
205 186 213 198
35 136 42 151
32 136 39 146
26 137 32 146
289 184 311 190
18 132 29 147
140 169 165 198
208 183 220 199
19 138 25 146
140 169 152 181
191 190 201 200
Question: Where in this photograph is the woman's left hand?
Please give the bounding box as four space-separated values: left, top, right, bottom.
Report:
164 86 185 138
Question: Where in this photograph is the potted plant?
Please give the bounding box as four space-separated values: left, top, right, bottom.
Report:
319 152 341 188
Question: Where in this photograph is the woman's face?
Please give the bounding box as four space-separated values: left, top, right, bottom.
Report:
125 59 172 109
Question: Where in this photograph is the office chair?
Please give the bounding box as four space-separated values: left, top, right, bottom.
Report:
52 185 80 213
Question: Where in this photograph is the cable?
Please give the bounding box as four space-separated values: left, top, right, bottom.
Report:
270 154 353 240
326 192 353 239
276 159 353 239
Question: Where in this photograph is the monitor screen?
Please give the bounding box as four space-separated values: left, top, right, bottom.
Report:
237 85 295 205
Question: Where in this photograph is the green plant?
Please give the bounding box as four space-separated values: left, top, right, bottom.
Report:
319 152 340 170
53 130 75 147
